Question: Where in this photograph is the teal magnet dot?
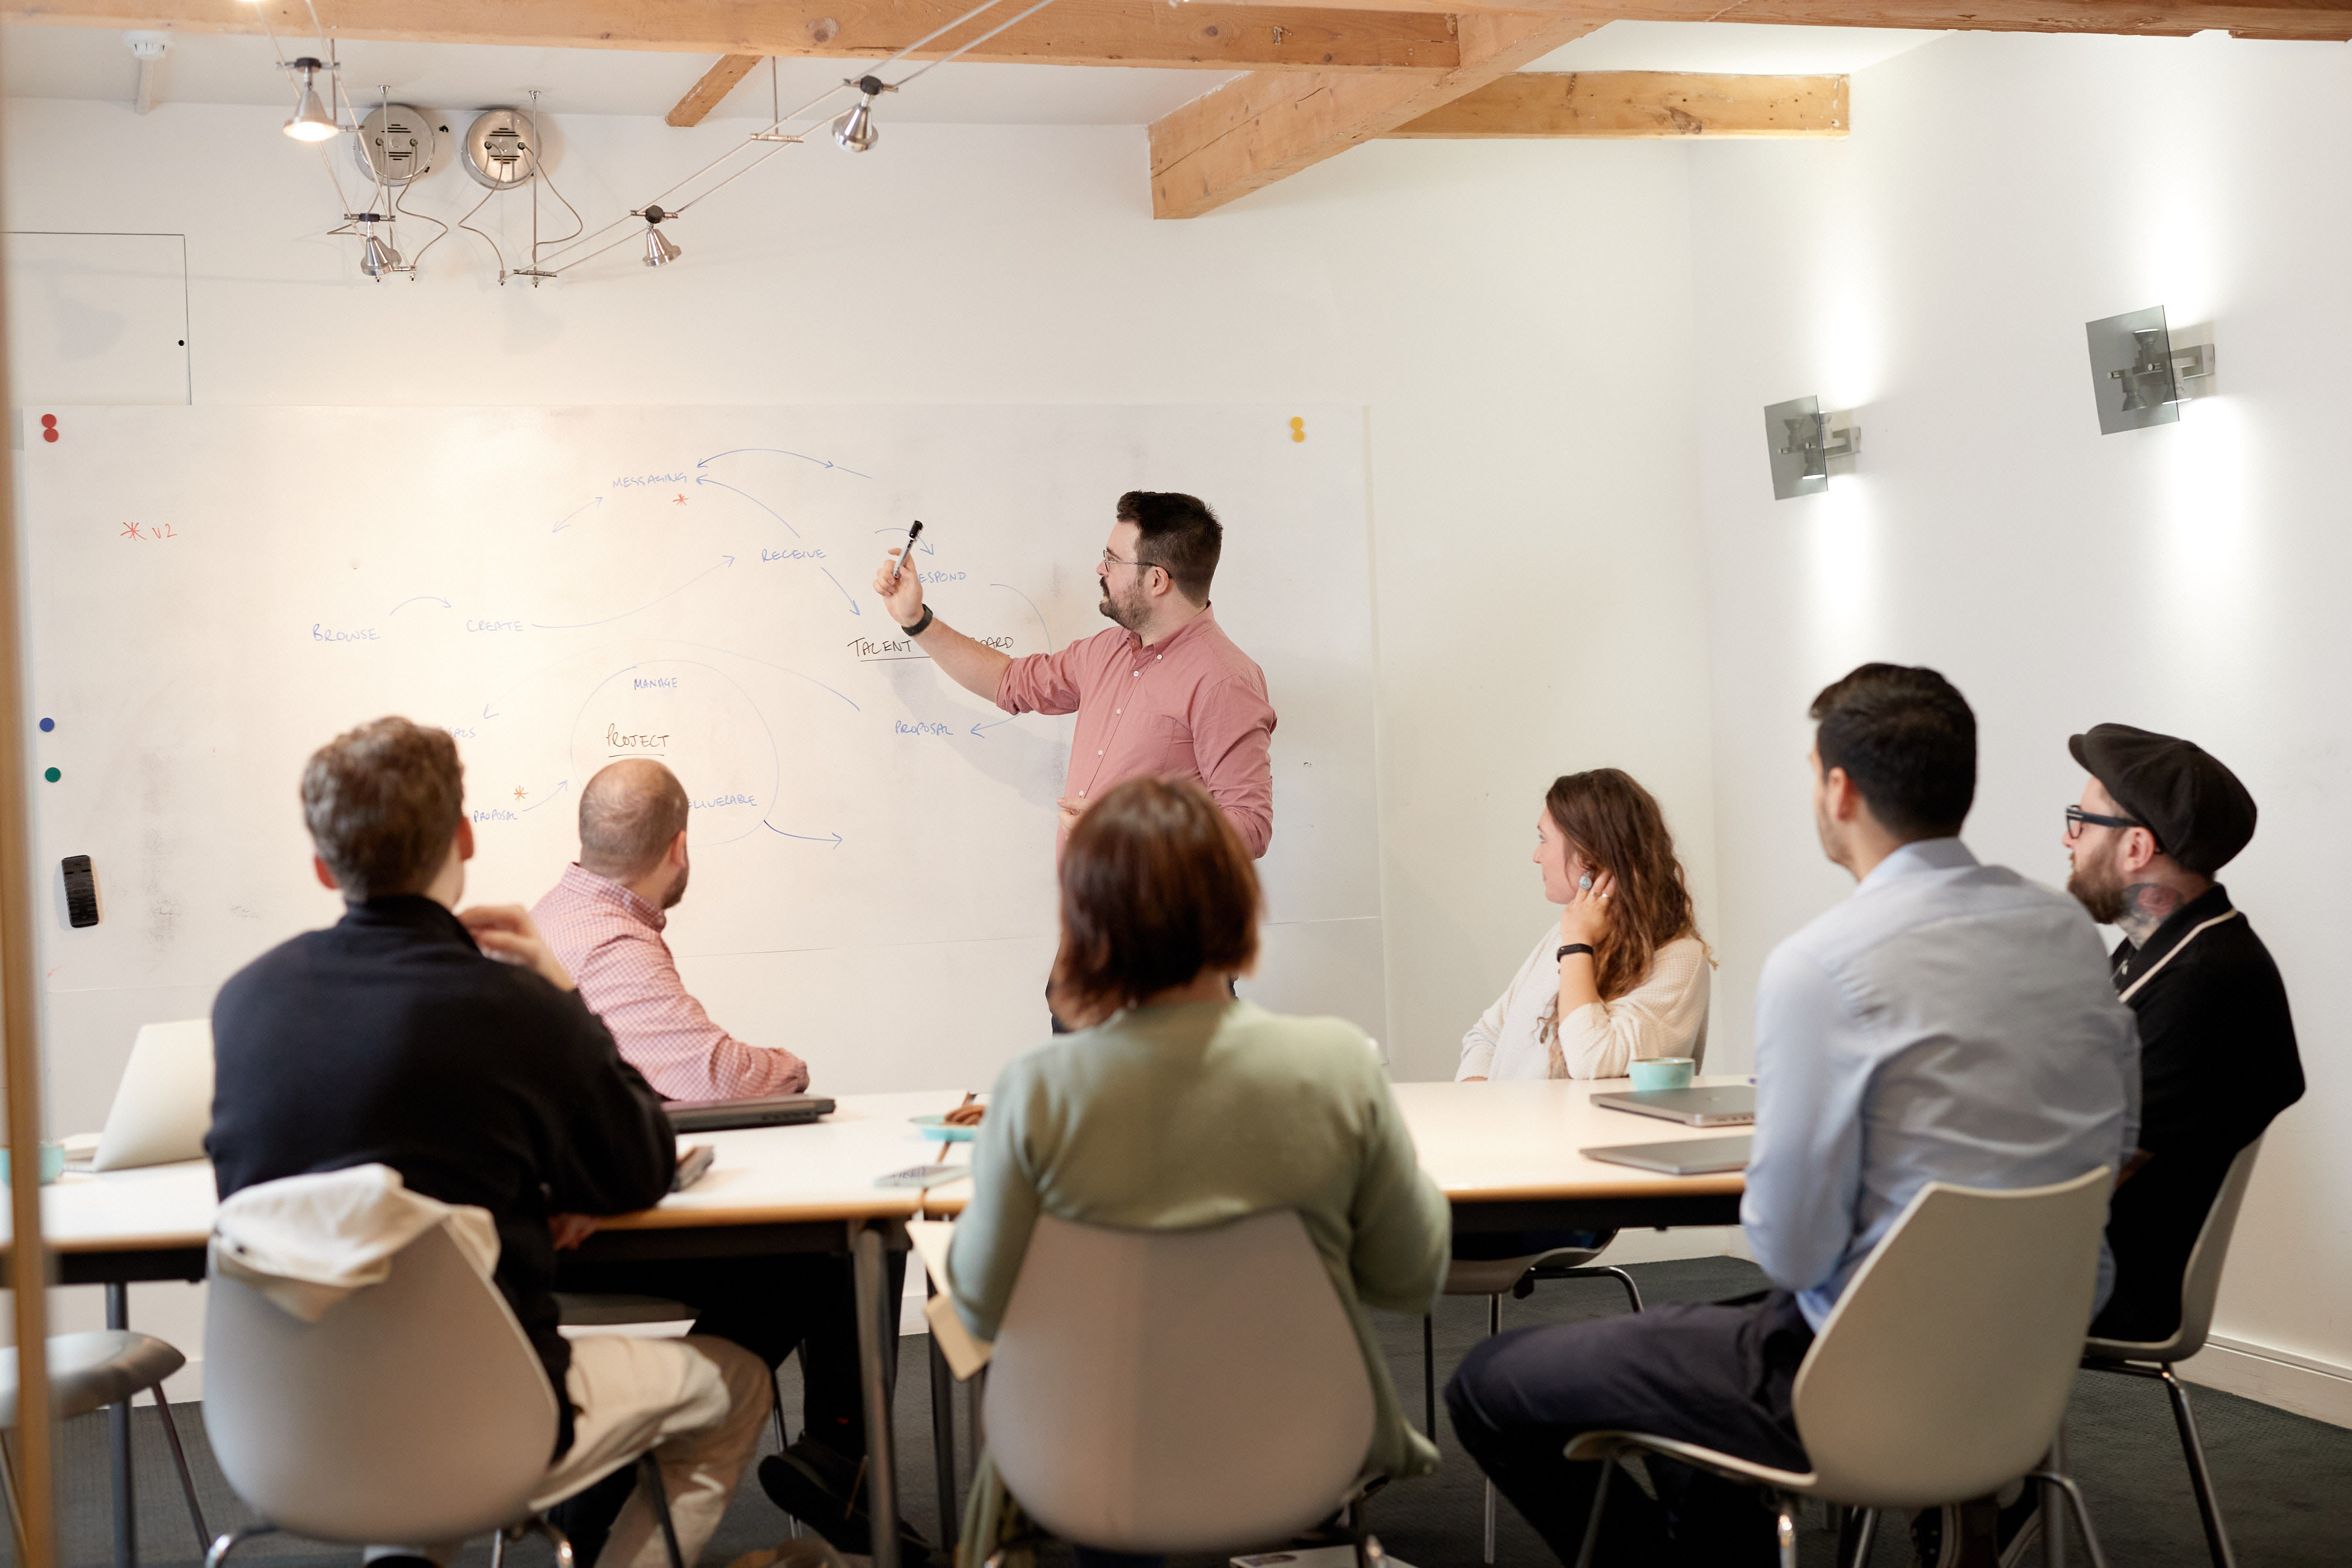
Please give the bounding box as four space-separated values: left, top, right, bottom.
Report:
38 718 53 733
42 767 59 783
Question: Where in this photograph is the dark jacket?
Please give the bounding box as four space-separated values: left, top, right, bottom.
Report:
209 895 675 1454
2093 885 2303 1343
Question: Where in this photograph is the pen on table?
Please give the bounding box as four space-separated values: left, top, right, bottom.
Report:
893 520 925 584
940 1088 974 1162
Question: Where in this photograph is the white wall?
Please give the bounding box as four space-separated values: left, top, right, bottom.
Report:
1 95 1720 1369
1687 30 2352 1420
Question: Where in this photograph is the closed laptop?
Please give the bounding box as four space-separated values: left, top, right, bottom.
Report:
664 1093 836 1133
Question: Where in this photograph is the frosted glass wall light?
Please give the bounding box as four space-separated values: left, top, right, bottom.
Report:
1763 395 1862 501
2086 306 2216 434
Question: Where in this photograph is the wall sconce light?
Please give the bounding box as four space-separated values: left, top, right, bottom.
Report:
1763 395 1862 501
2084 306 2216 434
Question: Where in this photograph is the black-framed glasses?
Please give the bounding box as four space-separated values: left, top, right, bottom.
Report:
2065 804 2158 845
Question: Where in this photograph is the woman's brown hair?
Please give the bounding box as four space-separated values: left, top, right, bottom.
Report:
1545 768 1706 1009
1048 777 1261 1029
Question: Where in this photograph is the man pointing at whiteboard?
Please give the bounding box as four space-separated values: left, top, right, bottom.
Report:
871 490 1276 857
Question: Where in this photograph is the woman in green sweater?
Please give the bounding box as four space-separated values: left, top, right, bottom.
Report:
948 775 1452 1562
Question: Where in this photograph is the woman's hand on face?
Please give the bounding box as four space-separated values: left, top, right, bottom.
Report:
1558 868 1617 948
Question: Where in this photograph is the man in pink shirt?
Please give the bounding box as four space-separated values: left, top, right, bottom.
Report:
871 490 1276 856
534 760 807 1101
537 763 929 1562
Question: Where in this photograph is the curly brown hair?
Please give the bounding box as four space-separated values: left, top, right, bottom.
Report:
1544 768 1706 1008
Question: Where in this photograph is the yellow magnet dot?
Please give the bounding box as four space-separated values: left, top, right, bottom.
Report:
1289 416 1306 443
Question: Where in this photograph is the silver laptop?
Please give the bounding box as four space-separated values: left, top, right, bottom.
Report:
1591 1085 1756 1127
1582 1134 1753 1176
91 1018 214 1171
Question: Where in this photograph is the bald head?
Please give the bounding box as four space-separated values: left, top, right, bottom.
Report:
579 760 690 883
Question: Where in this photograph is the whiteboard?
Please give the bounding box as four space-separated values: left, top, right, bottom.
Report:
22 405 1381 1119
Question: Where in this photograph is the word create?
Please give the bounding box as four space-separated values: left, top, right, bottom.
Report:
467 619 524 634
606 725 670 751
312 624 379 643
612 473 687 489
119 521 177 541
634 676 679 690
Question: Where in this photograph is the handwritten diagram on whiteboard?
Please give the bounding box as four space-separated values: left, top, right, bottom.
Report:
23 406 1380 1101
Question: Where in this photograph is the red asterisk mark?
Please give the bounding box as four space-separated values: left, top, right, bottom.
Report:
513 785 529 802
673 493 687 505
119 521 143 540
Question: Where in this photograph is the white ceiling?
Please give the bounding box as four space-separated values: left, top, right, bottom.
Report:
0 20 1948 126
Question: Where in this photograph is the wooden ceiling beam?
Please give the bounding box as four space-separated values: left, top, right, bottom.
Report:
1138 0 2352 40
1148 11 1604 219
0 0 1467 73
1386 71 1847 136
667 54 761 127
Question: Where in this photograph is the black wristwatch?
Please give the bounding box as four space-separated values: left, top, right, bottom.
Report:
901 604 935 637
1556 944 1595 962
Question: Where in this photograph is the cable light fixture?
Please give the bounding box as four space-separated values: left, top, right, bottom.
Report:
282 56 341 141
831 77 894 153
640 205 681 267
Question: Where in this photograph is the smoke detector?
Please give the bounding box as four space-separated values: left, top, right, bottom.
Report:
459 108 543 190
352 104 442 186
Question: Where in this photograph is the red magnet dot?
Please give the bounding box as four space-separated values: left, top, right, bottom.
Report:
39 415 55 429
41 429 57 443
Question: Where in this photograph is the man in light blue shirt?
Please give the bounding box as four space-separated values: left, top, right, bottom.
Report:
1449 664 2137 1568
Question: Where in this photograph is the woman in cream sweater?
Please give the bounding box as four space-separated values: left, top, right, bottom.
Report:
1459 768 1711 1082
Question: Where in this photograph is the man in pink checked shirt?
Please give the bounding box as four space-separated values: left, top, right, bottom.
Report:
871 490 1277 858
536 762 933 1564
534 760 807 1101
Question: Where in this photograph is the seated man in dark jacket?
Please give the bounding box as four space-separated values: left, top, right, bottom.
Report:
209 716 770 1568
2062 723 2304 1343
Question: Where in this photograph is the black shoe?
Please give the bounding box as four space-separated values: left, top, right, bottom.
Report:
1994 1487 2044 1568
757 1440 941 1565
1909 1499 1998 1567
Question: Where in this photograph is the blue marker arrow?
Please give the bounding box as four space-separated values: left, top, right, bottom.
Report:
870 527 934 556
969 717 1016 739
762 823 844 848
697 449 873 480
552 497 602 533
532 556 737 631
818 568 860 616
694 476 800 538
519 780 570 814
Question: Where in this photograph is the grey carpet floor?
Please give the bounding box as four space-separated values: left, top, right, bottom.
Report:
29 1258 2352 1568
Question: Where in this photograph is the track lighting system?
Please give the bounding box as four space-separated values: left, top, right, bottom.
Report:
265 0 1058 284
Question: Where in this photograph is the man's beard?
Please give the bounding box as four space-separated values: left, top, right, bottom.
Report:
1098 580 1147 631
2066 854 2126 925
663 858 691 910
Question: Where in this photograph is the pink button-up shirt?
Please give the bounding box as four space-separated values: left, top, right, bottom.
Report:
994 604 1276 857
532 864 809 1102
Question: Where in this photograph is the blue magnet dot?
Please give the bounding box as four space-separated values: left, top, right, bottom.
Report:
38 718 53 733
42 767 59 783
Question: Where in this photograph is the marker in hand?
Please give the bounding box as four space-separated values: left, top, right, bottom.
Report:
892 520 925 583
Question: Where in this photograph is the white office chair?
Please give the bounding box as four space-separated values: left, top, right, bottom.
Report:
1563 1168 2116 1568
203 1221 684 1568
0 1331 209 1562
984 1209 1378 1555
1426 1239 1642 1563
2082 1135 2266 1568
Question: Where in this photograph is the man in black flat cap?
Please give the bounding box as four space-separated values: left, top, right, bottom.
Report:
2062 723 2304 1342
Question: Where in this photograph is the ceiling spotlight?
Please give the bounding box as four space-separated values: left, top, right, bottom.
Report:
832 75 891 153
283 58 340 142
641 204 681 267
360 234 402 279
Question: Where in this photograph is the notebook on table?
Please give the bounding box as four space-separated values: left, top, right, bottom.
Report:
1581 1134 1753 1177
1591 1085 1756 1126
664 1094 836 1133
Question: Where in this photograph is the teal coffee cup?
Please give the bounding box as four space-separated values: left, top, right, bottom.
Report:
1629 1058 1697 1092
0 1141 66 1186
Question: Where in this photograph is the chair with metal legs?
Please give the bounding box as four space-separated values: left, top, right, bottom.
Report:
0 1330 211 1561
203 1220 687 1568
1422 1240 1643 1564
1562 1169 2118 1568
2082 1135 2267 1568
